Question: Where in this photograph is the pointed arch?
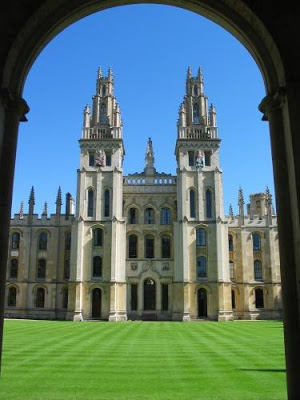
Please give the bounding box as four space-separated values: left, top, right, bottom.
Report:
11 231 21 249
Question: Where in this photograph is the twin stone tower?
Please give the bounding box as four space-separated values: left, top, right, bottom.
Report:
6 67 281 322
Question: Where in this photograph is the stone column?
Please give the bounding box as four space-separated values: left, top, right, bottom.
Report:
259 85 300 400
0 89 29 370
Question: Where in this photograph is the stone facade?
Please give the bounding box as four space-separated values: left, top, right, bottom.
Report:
5 68 282 321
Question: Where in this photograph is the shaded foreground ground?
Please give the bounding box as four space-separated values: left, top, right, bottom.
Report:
0 320 286 400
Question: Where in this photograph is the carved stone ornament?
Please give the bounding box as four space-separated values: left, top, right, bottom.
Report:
131 263 138 271
95 149 105 166
162 262 169 271
0 89 29 122
143 259 155 272
259 87 286 121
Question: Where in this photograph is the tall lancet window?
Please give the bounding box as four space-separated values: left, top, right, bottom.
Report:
193 103 200 124
100 103 107 125
102 85 106 97
87 189 94 217
190 189 196 218
206 189 213 218
104 189 110 217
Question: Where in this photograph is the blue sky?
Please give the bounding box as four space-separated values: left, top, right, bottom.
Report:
13 4 274 216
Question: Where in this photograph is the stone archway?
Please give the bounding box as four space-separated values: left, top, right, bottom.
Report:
0 2 299 398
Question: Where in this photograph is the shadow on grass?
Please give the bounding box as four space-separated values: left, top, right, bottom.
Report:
240 368 286 373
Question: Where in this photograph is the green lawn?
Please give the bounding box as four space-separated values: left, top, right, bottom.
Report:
0 320 286 400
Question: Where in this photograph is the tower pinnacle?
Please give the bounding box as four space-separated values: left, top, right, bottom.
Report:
144 137 156 175
56 186 62 215
28 186 35 215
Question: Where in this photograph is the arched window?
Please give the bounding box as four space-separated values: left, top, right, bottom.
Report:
193 103 200 124
93 228 103 246
254 260 263 280
194 85 198 96
197 256 207 278
100 103 106 124
160 208 171 225
8 287 16 307
145 235 154 259
190 189 196 218
10 259 18 279
38 232 48 250
129 234 138 258
128 208 138 224
62 288 68 309
196 228 206 246
228 234 233 251
37 259 46 280
252 233 261 251
87 189 94 217
206 189 213 218
144 208 155 224
255 288 264 309
104 189 110 217
65 232 71 250
11 232 20 249
93 256 102 278
102 85 106 97
229 261 234 281
231 290 236 309
64 259 70 280
161 235 171 258
36 288 45 308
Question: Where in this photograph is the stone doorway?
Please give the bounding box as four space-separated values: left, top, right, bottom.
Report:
197 288 207 318
144 278 156 311
91 288 101 319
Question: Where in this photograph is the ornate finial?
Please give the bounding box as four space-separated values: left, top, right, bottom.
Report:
187 66 192 78
42 201 48 217
97 66 102 79
108 67 113 79
198 66 203 80
84 104 90 114
145 137 154 166
265 186 272 205
229 204 234 220
56 186 62 206
179 102 186 113
238 186 244 205
28 186 35 215
28 186 35 205
19 201 24 219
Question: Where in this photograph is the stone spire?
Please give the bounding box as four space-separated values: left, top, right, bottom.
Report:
238 187 245 225
187 66 192 79
97 66 102 79
229 204 234 220
265 186 273 225
56 186 62 215
42 201 48 217
19 201 24 219
28 186 35 215
144 137 156 175
108 67 113 82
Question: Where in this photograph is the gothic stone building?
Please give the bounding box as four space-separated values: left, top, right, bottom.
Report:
5 68 282 321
